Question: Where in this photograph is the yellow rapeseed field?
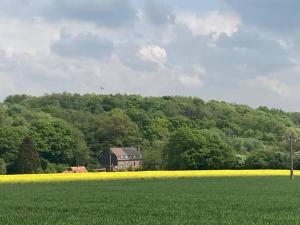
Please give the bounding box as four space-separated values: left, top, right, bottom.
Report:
0 170 298 183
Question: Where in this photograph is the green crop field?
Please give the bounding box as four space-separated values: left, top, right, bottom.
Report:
0 177 299 225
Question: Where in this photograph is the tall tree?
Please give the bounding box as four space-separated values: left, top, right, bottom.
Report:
0 158 6 174
15 137 41 174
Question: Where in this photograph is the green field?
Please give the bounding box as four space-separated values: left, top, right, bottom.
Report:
0 177 299 225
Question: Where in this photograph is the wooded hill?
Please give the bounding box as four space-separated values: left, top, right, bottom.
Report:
1 93 300 173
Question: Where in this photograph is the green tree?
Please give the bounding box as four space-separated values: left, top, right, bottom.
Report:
147 117 170 142
0 126 27 164
15 137 41 174
95 109 142 147
0 158 6 174
142 141 166 170
72 129 90 166
245 150 269 169
3 93 300 170
29 116 76 164
165 127 236 170
0 105 12 126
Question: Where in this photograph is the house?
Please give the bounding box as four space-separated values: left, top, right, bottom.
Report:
63 166 88 173
101 147 142 171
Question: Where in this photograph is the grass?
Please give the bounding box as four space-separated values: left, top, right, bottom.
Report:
0 176 300 225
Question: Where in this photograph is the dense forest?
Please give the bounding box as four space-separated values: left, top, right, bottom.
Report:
1 93 300 174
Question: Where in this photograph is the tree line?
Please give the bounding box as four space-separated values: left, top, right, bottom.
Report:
0 93 299 174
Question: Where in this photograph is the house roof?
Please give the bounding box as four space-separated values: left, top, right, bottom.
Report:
110 147 124 157
110 147 142 160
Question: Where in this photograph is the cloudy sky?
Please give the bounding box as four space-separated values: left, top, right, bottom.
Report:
1 0 300 111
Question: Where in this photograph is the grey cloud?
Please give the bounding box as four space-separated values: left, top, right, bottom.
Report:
226 0 300 32
2 0 300 111
166 25 292 87
0 0 39 18
215 28 291 71
0 0 137 27
143 0 175 25
45 0 137 27
51 32 114 58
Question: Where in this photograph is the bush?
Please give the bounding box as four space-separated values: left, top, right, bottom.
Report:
245 150 288 169
86 158 101 172
44 163 69 173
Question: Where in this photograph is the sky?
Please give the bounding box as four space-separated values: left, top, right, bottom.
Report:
0 0 300 111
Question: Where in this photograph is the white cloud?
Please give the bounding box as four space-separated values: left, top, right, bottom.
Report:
243 76 290 97
0 52 206 101
176 11 241 39
177 66 205 87
277 39 292 50
0 18 59 56
178 75 203 87
138 45 167 65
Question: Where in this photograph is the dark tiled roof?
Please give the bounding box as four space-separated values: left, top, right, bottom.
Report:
110 147 142 160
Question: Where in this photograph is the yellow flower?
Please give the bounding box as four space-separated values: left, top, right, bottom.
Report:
0 170 296 183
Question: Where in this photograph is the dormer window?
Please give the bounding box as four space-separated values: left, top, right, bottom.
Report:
125 155 128 159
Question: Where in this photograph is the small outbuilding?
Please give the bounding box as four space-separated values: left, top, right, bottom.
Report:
63 166 88 173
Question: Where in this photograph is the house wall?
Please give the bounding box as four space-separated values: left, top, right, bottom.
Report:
117 160 141 170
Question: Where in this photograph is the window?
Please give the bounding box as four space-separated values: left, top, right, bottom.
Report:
126 162 129 167
125 155 128 159
134 162 136 167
